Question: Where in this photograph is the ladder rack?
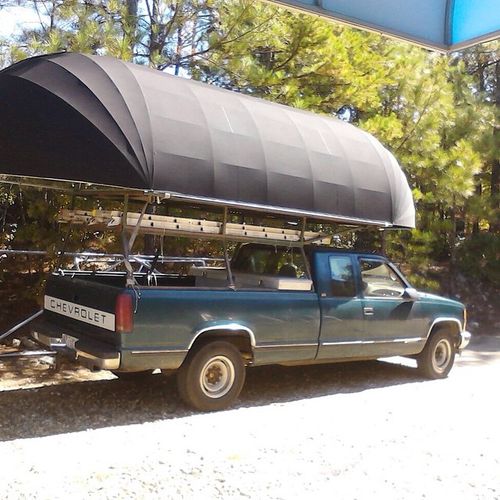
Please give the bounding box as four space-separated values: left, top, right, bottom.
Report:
59 209 331 246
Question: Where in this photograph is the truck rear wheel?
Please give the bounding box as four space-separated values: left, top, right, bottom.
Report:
177 341 245 411
417 330 455 379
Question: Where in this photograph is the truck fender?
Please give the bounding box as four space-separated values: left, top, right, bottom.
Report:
425 317 463 348
188 323 256 363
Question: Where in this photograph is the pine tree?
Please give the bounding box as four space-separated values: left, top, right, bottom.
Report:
0 0 498 296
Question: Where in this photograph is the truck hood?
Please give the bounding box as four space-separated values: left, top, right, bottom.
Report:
418 291 464 309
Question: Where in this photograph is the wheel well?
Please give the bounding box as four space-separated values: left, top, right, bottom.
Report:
428 321 461 349
190 330 254 363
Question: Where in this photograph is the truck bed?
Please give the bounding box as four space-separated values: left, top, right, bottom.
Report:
33 272 321 371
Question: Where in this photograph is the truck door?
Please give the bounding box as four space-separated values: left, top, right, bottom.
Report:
358 257 422 356
315 253 366 360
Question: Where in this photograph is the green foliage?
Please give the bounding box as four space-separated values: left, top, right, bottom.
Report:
455 232 500 286
193 2 392 115
0 1 498 302
385 229 442 291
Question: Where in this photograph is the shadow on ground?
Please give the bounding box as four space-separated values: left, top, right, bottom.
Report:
0 359 423 442
1 334 498 443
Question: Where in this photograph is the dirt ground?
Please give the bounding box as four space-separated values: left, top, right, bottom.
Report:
0 335 499 499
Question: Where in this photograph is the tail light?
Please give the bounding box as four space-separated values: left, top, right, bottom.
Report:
115 293 134 333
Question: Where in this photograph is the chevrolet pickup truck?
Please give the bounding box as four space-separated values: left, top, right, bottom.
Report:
31 243 470 411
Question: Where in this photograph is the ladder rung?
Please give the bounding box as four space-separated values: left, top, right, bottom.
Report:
58 209 329 244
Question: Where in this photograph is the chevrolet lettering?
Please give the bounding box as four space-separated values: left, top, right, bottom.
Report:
44 296 115 331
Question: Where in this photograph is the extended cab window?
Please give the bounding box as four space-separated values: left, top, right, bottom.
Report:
328 256 356 297
359 259 405 298
232 245 307 278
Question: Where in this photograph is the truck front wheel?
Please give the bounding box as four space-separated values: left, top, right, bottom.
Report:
177 341 246 411
417 330 455 379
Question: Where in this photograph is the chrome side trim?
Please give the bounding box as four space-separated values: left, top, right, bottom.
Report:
426 317 463 340
321 337 424 347
130 349 188 355
189 323 256 350
254 343 318 349
359 296 406 302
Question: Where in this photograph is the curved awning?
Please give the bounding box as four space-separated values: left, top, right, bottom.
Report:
270 0 500 52
0 53 415 228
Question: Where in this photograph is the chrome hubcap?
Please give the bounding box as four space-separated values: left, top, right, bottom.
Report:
432 339 451 373
200 356 235 399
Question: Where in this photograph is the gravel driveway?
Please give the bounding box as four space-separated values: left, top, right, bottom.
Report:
0 335 499 500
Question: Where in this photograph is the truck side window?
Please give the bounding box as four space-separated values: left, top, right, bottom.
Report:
359 259 406 298
232 245 306 278
328 256 356 297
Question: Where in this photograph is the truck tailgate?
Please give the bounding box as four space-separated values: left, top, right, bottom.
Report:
38 275 125 347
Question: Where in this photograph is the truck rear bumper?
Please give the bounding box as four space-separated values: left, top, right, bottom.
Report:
31 327 120 371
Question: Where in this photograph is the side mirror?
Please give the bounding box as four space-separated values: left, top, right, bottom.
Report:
402 287 419 301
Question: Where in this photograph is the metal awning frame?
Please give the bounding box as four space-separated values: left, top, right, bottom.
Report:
1 175 392 288
0 175 395 229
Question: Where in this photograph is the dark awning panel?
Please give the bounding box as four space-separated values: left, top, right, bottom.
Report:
0 53 415 228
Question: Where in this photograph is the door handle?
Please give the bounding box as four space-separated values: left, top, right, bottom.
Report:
363 307 374 316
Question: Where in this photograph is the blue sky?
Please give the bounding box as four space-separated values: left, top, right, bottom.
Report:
0 3 190 76
0 4 46 39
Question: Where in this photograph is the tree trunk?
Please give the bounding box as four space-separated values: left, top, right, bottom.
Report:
449 197 457 295
490 60 500 233
126 0 138 17
125 0 139 60
175 27 183 76
472 179 482 234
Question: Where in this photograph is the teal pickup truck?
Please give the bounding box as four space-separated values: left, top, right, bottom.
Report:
31 243 470 411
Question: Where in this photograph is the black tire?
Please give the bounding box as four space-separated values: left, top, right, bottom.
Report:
112 370 155 381
177 341 245 411
417 330 455 379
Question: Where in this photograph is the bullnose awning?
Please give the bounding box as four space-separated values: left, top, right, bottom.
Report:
0 53 415 228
